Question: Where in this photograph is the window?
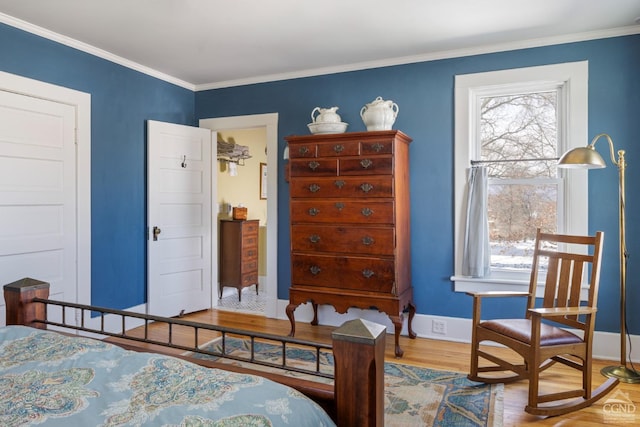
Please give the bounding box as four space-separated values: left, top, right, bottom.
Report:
452 62 588 293
481 90 560 272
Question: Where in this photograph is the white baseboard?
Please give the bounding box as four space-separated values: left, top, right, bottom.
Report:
275 299 640 363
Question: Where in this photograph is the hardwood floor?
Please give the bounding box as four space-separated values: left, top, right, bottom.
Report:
166 308 638 427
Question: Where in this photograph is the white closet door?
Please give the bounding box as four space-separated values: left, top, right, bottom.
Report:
0 89 77 325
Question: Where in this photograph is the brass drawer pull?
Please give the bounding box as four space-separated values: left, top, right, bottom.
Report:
335 202 344 211
362 236 374 246
308 207 320 216
333 144 344 153
247 250 255 256
335 180 345 188
309 183 321 193
308 161 320 170
298 146 310 155
310 265 322 275
372 143 384 153
362 269 375 278
360 159 373 169
360 183 374 193
361 208 374 217
309 234 321 243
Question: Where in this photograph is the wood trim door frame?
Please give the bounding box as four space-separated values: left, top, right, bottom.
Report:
199 113 278 318
0 71 91 308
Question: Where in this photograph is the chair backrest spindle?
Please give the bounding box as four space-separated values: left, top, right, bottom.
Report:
526 229 604 330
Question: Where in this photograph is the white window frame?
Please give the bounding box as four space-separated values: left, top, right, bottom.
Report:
452 61 589 296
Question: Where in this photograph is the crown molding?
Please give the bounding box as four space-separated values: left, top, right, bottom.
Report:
0 13 195 91
196 25 640 91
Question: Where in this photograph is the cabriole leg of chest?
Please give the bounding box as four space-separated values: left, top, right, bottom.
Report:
286 302 299 337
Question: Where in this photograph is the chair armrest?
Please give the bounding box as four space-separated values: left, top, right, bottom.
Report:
467 291 531 326
528 306 597 317
466 290 531 298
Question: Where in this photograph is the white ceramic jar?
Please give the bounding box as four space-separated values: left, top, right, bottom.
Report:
360 97 399 131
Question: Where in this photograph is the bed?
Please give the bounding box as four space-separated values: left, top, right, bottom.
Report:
2 278 386 427
1 324 335 426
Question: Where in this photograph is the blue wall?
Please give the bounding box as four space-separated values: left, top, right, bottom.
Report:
2 20 639 334
0 23 196 309
196 35 640 333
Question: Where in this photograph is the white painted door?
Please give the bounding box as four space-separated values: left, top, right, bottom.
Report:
147 120 212 317
0 90 77 325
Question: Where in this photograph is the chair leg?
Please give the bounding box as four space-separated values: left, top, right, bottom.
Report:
583 358 592 398
468 297 481 380
468 340 479 380
528 354 540 410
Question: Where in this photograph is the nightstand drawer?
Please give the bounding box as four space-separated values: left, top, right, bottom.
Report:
242 234 258 247
242 246 258 260
241 259 258 273
241 273 258 286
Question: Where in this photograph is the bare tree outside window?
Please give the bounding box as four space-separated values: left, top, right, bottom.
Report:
480 92 559 270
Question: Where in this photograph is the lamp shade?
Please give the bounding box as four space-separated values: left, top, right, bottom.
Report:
557 146 606 169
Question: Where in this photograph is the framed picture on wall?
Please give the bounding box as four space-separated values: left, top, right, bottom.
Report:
260 162 267 199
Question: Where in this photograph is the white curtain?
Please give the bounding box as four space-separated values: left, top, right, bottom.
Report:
462 166 490 277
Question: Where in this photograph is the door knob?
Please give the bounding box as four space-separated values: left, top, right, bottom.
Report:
153 226 162 241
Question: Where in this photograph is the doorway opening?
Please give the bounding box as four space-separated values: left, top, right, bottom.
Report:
216 127 267 315
199 113 278 318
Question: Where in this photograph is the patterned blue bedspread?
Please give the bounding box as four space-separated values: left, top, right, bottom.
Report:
0 325 335 426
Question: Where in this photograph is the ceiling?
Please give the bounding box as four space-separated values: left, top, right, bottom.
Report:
1 0 639 90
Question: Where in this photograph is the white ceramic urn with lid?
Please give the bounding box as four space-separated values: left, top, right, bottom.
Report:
360 96 399 131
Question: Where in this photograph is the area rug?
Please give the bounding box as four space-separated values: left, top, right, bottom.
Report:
188 337 503 427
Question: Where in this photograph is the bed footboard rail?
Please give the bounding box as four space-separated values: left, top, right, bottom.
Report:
5 278 332 378
4 278 386 427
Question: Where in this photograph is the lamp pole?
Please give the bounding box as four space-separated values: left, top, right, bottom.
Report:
590 135 639 383
617 148 626 371
559 133 640 383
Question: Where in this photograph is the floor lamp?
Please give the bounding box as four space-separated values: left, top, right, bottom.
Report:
558 133 640 384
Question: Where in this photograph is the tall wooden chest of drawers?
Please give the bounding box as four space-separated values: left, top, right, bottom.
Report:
219 219 259 301
285 130 416 357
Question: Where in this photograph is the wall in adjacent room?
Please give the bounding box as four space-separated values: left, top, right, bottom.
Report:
216 128 268 275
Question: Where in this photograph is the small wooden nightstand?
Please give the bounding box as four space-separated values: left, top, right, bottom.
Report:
219 219 259 301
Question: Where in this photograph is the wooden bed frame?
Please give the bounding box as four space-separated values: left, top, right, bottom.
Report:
4 278 386 427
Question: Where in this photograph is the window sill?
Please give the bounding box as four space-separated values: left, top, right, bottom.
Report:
451 275 530 292
451 276 589 300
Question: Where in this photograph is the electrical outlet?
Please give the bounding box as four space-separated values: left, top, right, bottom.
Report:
432 319 447 335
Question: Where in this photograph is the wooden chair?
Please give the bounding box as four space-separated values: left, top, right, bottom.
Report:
467 229 619 416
